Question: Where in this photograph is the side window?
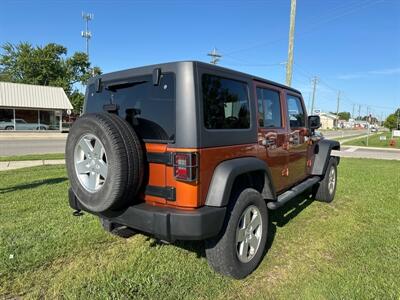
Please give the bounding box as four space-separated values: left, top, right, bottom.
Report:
256 87 282 128
287 95 305 128
202 74 250 129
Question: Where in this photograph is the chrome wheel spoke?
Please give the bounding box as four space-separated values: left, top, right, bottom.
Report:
88 172 98 189
78 138 94 156
239 240 250 261
248 234 259 250
93 140 103 157
76 159 90 174
98 160 108 178
236 228 246 243
244 210 251 227
249 213 261 230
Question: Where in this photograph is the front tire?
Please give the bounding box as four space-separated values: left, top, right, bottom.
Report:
313 157 337 203
205 188 268 279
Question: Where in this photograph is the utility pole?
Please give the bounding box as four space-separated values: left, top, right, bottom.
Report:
207 47 222 65
366 106 370 146
352 104 355 119
335 90 340 128
310 76 318 114
358 104 361 120
285 0 297 86
81 12 94 60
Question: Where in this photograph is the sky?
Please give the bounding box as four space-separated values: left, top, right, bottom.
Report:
1 0 399 119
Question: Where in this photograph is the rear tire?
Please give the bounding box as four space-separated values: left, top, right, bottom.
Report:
313 157 337 203
205 188 268 279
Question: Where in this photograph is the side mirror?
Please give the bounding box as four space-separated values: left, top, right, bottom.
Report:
308 115 321 131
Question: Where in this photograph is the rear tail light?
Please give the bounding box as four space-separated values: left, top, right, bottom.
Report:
173 152 198 182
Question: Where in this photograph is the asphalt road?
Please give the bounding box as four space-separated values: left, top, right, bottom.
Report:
0 139 66 156
1 133 398 161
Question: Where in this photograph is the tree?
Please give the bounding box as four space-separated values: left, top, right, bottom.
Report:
337 111 350 121
0 42 101 113
384 108 400 130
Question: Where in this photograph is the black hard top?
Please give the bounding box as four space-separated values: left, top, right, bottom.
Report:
93 60 302 95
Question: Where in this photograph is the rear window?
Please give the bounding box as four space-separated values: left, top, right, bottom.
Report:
202 74 250 129
86 73 175 142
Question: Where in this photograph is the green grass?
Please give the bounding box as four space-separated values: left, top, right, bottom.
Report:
1 160 399 299
0 153 64 162
343 131 400 148
330 132 367 142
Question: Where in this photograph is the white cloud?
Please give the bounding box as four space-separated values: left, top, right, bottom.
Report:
338 67 400 80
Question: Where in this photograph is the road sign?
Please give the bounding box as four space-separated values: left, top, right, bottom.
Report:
393 130 400 137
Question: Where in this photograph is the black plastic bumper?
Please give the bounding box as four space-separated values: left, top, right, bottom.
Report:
68 189 226 242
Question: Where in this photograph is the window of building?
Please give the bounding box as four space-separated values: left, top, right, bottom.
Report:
287 95 305 128
40 110 60 130
15 110 37 130
0 109 14 130
202 74 250 129
257 87 281 128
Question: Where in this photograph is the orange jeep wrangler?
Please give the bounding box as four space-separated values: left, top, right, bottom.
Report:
66 61 340 279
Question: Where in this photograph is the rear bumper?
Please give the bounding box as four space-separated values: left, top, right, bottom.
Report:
68 189 226 242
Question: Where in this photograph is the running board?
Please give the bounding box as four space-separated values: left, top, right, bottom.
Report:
267 176 320 210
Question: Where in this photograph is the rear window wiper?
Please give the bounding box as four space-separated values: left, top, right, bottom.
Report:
105 80 147 92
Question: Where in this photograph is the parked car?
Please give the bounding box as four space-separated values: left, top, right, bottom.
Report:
66 61 340 279
0 118 49 130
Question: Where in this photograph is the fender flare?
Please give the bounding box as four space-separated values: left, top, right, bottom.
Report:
205 157 276 207
311 139 340 176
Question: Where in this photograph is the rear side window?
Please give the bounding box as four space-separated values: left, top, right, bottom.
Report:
86 73 175 142
287 95 305 128
256 87 282 128
202 74 250 129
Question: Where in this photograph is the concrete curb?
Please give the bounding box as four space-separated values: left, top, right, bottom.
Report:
0 159 65 171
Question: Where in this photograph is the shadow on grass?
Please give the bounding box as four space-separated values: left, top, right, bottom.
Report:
149 191 315 261
0 177 67 194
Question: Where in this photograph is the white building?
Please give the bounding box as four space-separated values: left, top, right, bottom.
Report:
0 82 73 132
319 112 338 129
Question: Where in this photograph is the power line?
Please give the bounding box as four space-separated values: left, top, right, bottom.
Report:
223 0 381 57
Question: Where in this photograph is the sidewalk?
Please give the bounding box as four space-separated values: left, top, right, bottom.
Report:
0 159 65 171
332 146 400 160
0 132 68 140
341 145 400 152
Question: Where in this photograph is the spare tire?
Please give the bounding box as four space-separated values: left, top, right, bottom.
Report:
65 113 143 212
